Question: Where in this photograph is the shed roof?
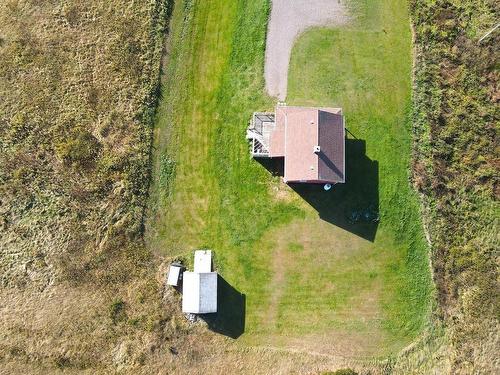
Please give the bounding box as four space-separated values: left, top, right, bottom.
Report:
182 272 217 314
194 250 212 273
166 265 182 286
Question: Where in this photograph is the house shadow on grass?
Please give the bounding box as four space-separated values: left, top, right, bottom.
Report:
201 275 246 339
258 138 379 242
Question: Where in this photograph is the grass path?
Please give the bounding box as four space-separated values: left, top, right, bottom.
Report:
148 0 432 358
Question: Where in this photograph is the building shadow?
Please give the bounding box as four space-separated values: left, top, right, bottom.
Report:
290 138 379 242
255 157 284 177
254 138 379 242
201 275 246 339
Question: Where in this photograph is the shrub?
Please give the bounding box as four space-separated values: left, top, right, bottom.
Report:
56 130 101 168
109 298 126 324
321 369 358 375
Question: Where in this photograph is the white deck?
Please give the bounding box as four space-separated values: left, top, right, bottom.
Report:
247 112 276 157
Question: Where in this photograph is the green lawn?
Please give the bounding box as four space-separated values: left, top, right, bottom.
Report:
148 0 432 358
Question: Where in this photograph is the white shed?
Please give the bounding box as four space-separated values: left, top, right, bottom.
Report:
194 250 213 273
182 272 217 314
166 264 183 286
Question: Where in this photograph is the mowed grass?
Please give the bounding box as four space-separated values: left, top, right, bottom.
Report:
149 0 432 358
148 0 301 336
284 0 432 353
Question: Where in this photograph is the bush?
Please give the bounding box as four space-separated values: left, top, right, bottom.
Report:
109 298 127 324
56 130 101 168
321 369 358 375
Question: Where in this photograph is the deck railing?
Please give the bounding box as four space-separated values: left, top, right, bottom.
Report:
246 112 276 157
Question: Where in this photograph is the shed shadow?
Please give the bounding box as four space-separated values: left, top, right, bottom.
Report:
255 138 379 242
201 275 246 339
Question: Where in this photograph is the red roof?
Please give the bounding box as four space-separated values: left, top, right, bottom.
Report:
270 106 345 184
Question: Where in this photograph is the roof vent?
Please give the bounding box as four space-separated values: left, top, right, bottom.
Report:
313 145 321 154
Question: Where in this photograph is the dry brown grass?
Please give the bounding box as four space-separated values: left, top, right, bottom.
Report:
0 0 177 372
410 0 499 373
0 0 166 287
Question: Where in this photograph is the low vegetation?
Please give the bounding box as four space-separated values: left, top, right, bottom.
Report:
287 0 432 352
321 370 358 375
0 0 175 371
410 0 499 372
0 0 168 288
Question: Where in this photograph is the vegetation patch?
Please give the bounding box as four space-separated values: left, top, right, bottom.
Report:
55 129 101 169
109 298 127 324
410 0 499 372
0 0 176 371
321 369 358 375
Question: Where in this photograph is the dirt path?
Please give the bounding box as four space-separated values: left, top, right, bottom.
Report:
265 0 349 100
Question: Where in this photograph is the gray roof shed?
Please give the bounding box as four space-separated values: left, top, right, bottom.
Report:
182 272 217 314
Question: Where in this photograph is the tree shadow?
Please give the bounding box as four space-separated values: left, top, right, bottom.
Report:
255 138 379 242
201 275 246 339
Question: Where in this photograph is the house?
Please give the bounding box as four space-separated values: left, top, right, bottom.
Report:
246 104 345 184
181 250 217 314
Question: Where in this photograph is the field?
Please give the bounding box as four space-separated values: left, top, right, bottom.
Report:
149 0 432 358
1 0 494 372
0 1 173 372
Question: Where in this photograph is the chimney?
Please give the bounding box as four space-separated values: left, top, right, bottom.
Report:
314 145 321 154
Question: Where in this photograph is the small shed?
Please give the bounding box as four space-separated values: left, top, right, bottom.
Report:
194 250 213 273
182 272 218 314
166 263 183 286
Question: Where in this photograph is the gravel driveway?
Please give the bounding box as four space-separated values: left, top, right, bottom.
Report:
265 0 349 100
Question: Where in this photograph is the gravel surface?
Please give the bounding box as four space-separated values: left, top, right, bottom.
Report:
265 0 349 100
